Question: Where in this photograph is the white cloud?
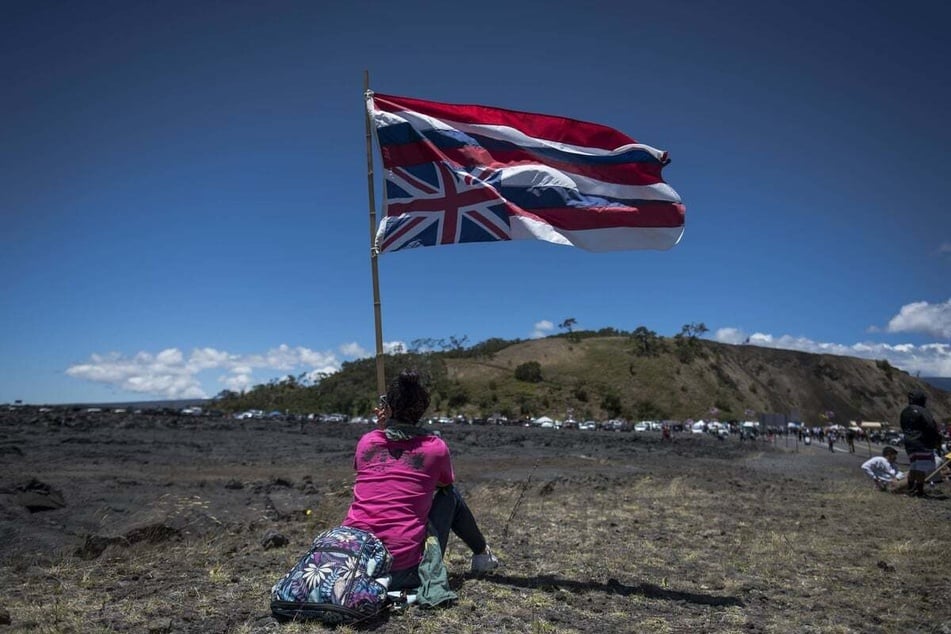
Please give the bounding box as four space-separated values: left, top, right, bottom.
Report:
714 329 951 377
66 344 344 400
714 327 746 344
714 297 951 377
67 350 205 399
303 369 332 384
531 320 555 338
220 373 253 393
383 340 408 354
340 342 369 358
885 299 951 339
338 340 408 356
155 348 184 366
938 242 951 255
188 347 233 370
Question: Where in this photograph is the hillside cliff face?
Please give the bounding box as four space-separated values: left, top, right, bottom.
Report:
441 336 949 424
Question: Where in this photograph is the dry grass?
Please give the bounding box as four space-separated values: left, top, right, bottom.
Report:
2 416 949 633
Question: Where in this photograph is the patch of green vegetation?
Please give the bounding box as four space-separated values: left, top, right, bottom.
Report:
514 361 543 383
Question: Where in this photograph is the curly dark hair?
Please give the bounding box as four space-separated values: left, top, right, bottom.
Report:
385 369 431 424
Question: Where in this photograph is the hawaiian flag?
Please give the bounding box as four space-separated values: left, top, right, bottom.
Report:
369 92 685 254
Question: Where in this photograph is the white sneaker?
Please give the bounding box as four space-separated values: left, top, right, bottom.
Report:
470 547 499 573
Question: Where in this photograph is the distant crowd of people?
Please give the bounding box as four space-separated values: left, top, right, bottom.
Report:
732 390 949 497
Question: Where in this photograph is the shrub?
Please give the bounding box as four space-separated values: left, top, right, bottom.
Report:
514 361 543 383
876 359 894 380
602 393 622 417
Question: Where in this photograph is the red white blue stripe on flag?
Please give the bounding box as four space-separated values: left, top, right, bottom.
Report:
369 92 685 254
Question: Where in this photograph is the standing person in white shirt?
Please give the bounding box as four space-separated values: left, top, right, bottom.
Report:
861 446 905 492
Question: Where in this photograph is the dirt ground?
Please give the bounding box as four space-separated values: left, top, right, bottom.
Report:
1 409 949 633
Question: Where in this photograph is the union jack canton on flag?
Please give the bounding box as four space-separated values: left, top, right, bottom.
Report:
368 92 685 254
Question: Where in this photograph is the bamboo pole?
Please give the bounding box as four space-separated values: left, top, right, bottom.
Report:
364 70 386 395
924 453 951 482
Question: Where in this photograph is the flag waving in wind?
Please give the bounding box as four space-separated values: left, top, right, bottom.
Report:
369 92 685 254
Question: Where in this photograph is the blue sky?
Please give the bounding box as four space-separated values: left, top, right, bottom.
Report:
3 0 950 405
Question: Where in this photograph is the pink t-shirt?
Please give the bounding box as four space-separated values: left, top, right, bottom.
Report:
343 429 454 571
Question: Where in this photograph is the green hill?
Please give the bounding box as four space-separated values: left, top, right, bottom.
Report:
218 332 950 425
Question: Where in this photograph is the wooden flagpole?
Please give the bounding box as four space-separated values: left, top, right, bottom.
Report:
924 452 951 483
364 71 386 396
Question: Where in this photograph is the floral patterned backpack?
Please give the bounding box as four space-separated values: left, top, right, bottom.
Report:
270 525 393 625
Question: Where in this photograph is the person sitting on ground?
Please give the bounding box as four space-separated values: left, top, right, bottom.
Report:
341 369 499 604
861 446 905 492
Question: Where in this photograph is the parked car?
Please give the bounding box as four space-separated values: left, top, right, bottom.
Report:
883 430 903 444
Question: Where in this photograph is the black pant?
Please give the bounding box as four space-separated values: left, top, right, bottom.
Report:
389 485 487 590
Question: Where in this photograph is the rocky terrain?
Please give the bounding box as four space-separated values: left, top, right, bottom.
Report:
1 408 949 633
